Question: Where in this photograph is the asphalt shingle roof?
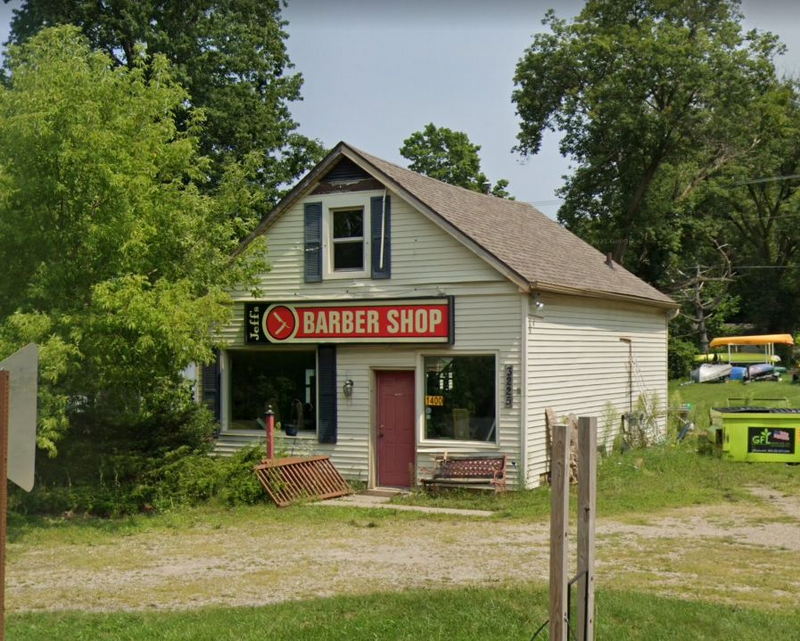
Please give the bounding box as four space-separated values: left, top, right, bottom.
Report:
247 142 674 308
350 145 674 307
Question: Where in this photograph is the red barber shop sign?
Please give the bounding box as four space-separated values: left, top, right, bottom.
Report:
245 298 453 344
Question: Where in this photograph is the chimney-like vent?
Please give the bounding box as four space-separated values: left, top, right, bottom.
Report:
605 252 614 268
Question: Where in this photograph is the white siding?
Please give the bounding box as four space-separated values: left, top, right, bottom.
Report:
216 187 670 491
220 190 525 486
224 190 507 314
524 293 669 487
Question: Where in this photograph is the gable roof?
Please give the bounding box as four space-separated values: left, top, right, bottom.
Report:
244 142 675 309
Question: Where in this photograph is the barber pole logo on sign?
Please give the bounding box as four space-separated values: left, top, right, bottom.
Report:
245 297 454 344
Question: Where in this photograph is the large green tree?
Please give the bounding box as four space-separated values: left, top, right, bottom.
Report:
512 0 783 286
0 26 265 453
6 0 324 224
400 123 511 198
692 80 800 333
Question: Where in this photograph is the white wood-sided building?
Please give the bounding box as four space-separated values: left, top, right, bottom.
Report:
204 142 676 489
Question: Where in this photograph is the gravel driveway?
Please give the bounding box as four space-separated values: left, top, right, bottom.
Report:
8 487 800 613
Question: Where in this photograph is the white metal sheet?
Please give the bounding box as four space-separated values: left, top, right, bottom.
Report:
0 343 38 492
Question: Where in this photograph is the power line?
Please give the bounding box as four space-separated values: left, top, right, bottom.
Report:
732 265 800 270
524 199 563 206
733 174 800 186
724 211 800 221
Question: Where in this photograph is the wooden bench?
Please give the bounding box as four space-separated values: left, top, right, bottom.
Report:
420 454 507 493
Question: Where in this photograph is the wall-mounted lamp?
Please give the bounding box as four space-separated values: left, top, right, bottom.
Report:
343 379 354 398
533 293 545 313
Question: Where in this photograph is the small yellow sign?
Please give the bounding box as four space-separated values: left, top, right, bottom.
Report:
425 395 444 407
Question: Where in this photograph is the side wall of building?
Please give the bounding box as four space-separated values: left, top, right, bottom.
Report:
524 293 669 487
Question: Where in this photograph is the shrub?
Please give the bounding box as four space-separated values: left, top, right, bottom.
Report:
9 404 273 516
144 448 225 510
668 336 697 380
217 445 270 506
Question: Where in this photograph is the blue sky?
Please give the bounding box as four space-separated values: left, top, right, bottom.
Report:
2 0 800 216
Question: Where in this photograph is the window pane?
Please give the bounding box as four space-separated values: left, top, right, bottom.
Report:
334 241 363 270
230 350 316 434
333 209 363 239
424 355 496 441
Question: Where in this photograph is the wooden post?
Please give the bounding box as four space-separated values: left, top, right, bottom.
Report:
577 416 597 641
0 370 9 641
549 422 569 641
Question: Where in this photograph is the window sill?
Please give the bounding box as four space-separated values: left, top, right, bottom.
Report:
322 270 370 280
222 428 317 440
276 431 316 440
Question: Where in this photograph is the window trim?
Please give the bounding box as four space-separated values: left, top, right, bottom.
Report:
320 192 382 280
330 206 366 273
418 351 500 447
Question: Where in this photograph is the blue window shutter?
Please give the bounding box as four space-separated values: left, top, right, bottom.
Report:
201 350 221 423
317 345 337 444
304 202 323 282
371 195 391 279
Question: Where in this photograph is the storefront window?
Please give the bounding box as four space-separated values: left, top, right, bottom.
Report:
229 350 316 434
423 355 496 442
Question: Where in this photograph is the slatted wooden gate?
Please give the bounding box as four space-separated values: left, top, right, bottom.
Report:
254 455 352 507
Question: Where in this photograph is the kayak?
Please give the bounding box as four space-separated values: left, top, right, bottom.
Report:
690 363 733 383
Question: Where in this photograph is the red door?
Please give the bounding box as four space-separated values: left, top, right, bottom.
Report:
376 371 416 487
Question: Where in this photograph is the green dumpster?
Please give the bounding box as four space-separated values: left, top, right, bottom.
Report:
711 407 800 463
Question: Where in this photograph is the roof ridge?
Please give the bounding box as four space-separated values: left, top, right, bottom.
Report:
347 142 533 209
346 145 652 279
344 144 673 307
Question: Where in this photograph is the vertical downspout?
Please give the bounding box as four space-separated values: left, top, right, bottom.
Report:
620 338 633 413
519 293 529 488
379 189 387 270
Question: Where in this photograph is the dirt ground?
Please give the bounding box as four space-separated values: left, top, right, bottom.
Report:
7 486 800 613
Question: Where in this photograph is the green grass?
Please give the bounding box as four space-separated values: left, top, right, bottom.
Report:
32 441 784 543
391 441 800 518
7 501 432 546
11 444 797 549
388 377 800 517
11 378 799 539
669 377 800 430
9 586 799 641
8 392 800 639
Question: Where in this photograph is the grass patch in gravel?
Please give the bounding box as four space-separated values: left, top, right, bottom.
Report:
598 536 800 609
8 586 799 641
8 501 436 547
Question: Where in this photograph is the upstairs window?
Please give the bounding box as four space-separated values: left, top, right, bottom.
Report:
331 207 364 271
304 193 391 282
